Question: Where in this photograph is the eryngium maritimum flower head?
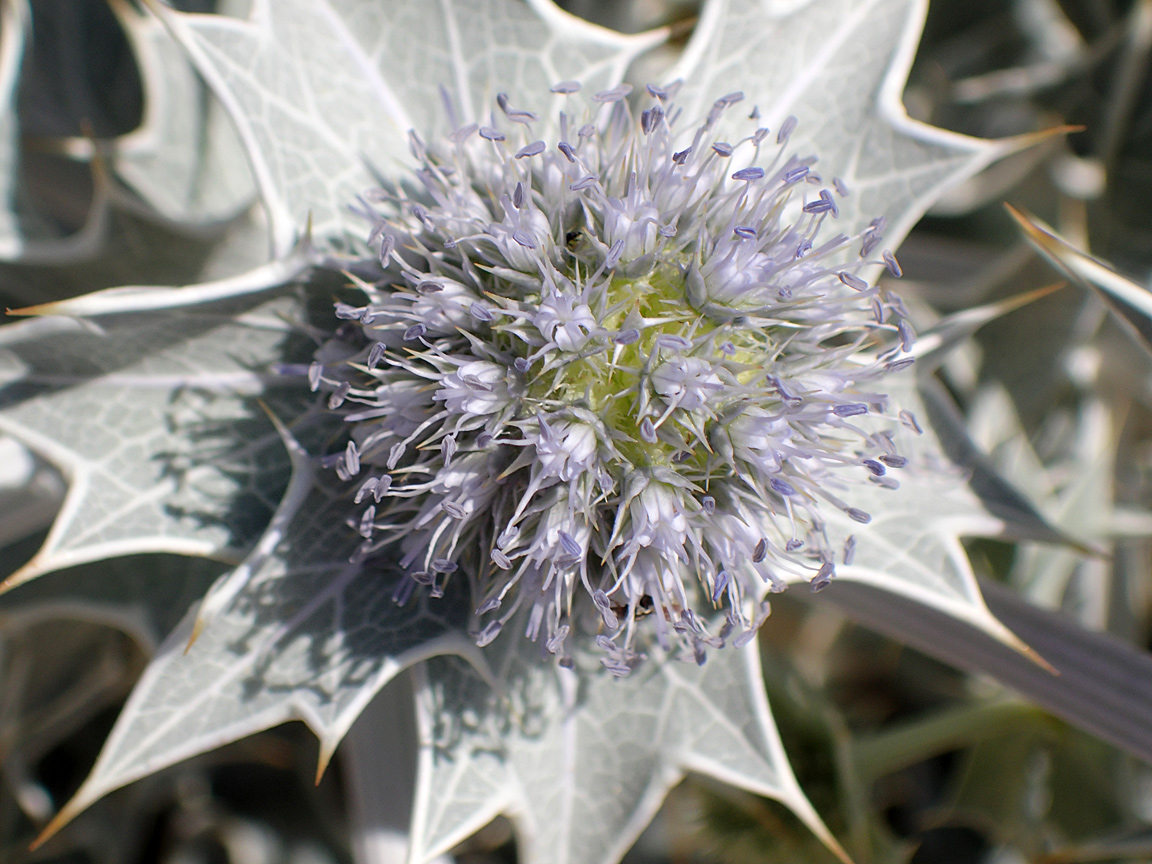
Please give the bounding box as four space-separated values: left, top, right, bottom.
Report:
314 81 916 674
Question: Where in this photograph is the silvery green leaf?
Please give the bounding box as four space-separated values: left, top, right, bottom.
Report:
105 0 256 227
919 375 1080 550
6 236 314 317
820 576 1152 766
148 0 666 257
0 0 111 265
0 434 64 549
1008 204 1152 356
0 554 223 652
969 384 1122 623
410 636 846 864
667 0 1028 248
42 484 475 842
0 295 304 589
0 0 255 264
823 372 1027 649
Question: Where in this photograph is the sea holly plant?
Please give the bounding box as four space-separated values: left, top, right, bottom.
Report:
0 0 1053 862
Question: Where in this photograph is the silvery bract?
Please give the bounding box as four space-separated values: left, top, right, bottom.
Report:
0 1 1030 863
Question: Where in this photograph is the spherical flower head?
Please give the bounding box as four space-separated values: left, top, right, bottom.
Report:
314 81 915 673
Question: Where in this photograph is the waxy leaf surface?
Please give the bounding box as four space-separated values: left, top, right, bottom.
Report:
150 0 665 256
410 635 844 864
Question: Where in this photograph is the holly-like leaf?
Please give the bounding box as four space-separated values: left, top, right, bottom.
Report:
0 294 305 589
146 0 667 257
667 0 1028 247
104 0 257 228
0 554 224 653
822 373 1025 647
39 481 477 844
410 635 847 864
0 0 109 264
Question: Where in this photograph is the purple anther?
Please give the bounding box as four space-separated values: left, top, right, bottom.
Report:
820 188 839 217
655 333 691 351
377 233 395 266
441 501 466 519
833 403 868 417
783 165 809 183
551 80 581 94
477 596 502 614
558 531 582 558
883 250 903 277
329 381 351 410
711 570 730 603
476 620 503 647
640 105 665 134
843 535 856 566
516 141 545 159
732 166 764 181
769 477 795 496
367 342 386 369
810 562 834 593
606 239 625 268
614 328 641 345
592 590 618 628
355 478 378 505
777 115 798 144
592 84 632 103
838 272 868 291
898 320 915 352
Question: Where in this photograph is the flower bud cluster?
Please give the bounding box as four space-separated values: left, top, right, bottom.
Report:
313 82 914 673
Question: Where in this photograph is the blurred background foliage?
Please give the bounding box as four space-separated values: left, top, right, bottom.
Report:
1 0 1150 862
